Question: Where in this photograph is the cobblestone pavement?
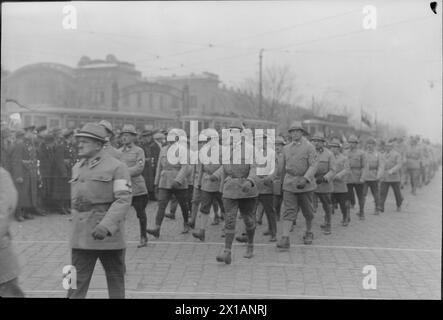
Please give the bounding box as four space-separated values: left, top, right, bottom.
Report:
10 170 441 299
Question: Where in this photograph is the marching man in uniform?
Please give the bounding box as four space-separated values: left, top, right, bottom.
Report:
210 121 258 264
311 132 336 235
345 134 366 220
329 137 351 226
276 121 318 248
118 124 149 248
67 123 132 299
361 137 384 215
379 139 404 212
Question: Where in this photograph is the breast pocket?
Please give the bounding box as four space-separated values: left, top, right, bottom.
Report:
87 174 114 203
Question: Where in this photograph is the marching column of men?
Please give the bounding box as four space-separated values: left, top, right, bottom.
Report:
1 118 441 298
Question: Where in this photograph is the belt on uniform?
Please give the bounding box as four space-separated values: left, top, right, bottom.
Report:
350 166 362 169
369 166 378 170
226 175 248 179
74 202 112 213
286 170 303 177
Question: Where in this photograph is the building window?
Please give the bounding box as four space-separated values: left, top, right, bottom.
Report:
123 94 129 106
160 95 164 109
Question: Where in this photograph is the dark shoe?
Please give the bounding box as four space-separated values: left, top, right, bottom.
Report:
396 206 402 212
216 250 232 264
359 215 365 221
243 245 254 259
341 220 348 226
263 230 271 236
192 229 205 242
303 232 314 245
188 220 195 229
137 237 148 248
269 236 277 242
323 227 331 235
235 234 248 243
373 210 380 215
15 213 25 222
211 216 220 225
276 236 290 249
24 212 34 220
320 223 327 229
181 223 190 234
165 213 176 220
147 227 160 238
257 219 262 225
34 208 47 216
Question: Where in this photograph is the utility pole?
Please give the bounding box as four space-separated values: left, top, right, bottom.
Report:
258 49 264 119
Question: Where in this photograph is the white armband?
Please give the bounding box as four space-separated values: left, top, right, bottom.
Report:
113 179 131 192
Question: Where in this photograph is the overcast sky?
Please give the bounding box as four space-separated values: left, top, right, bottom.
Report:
2 1 441 142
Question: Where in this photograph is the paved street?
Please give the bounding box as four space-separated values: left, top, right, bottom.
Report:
10 170 441 299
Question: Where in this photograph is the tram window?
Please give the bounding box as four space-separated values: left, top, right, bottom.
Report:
34 115 47 127
49 119 60 129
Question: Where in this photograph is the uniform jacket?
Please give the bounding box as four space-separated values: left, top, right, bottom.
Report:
272 152 284 195
405 144 422 170
0 167 20 284
381 149 403 182
362 150 384 181
346 148 365 183
154 144 190 189
213 142 258 199
332 153 350 193
278 137 318 193
118 143 148 196
69 150 132 250
198 162 223 192
314 147 336 193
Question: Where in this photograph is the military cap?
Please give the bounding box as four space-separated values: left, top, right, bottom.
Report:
23 125 36 132
62 128 74 138
228 119 244 130
140 129 153 137
328 137 342 148
75 123 107 142
275 136 286 145
288 121 306 133
348 134 359 143
98 120 113 134
153 132 166 140
35 125 47 134
120 124 137 135
366 137 376 144
311 132 326 142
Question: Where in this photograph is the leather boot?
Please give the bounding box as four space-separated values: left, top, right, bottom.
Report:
244 244 254 259
303 232 314 245
147 227 160 238
137 236 148 248
235 234 248 243
15 209 25 222
276 236 290 249
192 229 205 242
216 249 232 264
181 223 190 234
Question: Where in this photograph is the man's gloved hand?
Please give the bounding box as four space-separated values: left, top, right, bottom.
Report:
315 177 325 185
242 180 253 193
92 225 109 240
209 174 218 182
263 178 273 187
296 177 308 189
16 177 24 184
197 184 201 190
171 180 182 189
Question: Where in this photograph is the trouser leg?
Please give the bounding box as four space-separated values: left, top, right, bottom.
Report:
281 191 299 237
223 198 239 250
354 183 365 215
391 182 403 207
98 249 125 299
190 187 201 225
169 195 178 215
67 249 98 299
174 189 190 224
273 194 282 220
347 184 356 207
239 198 257 244
317 193 332 227
215 192 225 219
299 192 314 233
155 188 172 227
132 195 148 239
379 182 389 212
259 194 277 237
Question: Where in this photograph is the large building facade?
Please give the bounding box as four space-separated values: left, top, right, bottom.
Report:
2 55 277 131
